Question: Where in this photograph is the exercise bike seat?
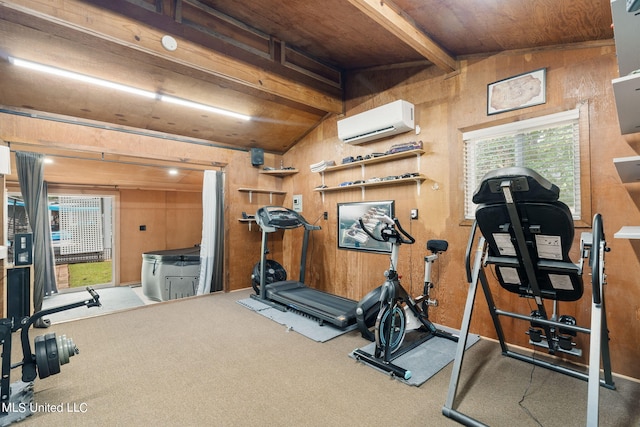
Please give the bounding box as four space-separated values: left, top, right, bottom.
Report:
427 239 448 253
472 166 582 302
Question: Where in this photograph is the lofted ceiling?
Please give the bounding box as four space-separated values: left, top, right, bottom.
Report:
0 0 614 189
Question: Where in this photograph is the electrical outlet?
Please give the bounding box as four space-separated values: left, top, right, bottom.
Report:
323 211 328 220
410 209 418 219
293 194 303 212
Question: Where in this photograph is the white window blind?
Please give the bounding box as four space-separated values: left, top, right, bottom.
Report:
463 109 581 220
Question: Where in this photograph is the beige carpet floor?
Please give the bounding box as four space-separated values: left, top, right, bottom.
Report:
11 288 640 427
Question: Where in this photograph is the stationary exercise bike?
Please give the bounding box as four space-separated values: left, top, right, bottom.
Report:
353 214 456 379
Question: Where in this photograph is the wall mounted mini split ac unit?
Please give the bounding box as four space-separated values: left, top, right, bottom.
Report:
337 100 415 145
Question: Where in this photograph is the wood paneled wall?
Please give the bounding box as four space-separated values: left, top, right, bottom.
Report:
279 42 640 380
119 190 203 284
225 151 287 290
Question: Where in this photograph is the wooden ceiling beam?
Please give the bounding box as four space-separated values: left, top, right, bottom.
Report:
0 109 234 168
347 0 458 73
7 141 218 171
1 0 343 114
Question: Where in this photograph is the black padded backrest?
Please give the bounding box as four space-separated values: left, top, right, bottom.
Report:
473 167 583 302
473 166 560 205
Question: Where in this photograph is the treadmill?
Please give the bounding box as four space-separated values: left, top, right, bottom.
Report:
251 206 357 328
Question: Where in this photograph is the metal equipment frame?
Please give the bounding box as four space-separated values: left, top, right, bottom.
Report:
442 177 614 427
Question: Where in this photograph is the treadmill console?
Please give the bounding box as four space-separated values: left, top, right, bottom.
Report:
256 206 306 230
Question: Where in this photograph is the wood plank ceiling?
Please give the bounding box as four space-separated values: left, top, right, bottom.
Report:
0 0 614 189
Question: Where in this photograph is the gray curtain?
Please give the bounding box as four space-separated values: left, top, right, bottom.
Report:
211 170 224 292
197 170 224 294
15 152 58 325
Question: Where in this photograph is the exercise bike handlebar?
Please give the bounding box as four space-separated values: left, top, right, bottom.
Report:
376 214 395 227
358 215 415 245
394 218 415 245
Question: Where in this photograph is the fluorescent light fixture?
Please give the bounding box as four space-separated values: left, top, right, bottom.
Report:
160 95 251 121
8 56 252 121
168 168 178 175
9 57 157 99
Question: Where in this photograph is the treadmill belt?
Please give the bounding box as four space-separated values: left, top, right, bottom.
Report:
265 281 356 328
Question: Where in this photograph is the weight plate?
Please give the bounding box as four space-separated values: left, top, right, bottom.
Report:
57 335 69 365
59 335 78 365
34 335 50 379
44 333 61 376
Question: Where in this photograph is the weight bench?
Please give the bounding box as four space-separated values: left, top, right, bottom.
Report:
442 167 614 426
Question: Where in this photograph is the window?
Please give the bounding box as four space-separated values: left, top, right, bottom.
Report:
463 109 581 220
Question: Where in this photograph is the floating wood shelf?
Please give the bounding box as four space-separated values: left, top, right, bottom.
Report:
612 74 640 135
613 157 640 239
238 217 257 231
614 156 640 183
258 169 299 176
238 187 286 203
313 148 426 201
314 174 427 201
614 226 640 239
238 187 286 194
322 149 424 172
611 0 640 135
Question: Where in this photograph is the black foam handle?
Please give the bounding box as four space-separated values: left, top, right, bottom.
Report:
393 218 415 245
590 214 604 305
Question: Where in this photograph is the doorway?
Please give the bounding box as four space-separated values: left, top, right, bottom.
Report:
7 193 115 293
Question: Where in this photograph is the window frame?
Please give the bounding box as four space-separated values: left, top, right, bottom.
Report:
460 104 591 228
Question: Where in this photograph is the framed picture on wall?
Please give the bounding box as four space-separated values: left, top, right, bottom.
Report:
337 200 395 253
487 68 546 115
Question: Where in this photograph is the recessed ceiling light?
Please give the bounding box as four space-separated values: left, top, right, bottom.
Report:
168 169 178 175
